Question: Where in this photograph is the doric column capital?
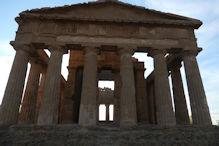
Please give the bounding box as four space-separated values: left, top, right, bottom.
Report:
48 44 68 54
29 57 46 67
169 61 182 71
148 49 166 57
118 46 136 56
180 48 202 58
10 41 35 55
83 46 99 55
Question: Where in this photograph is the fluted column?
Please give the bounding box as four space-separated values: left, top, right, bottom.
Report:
37 45 67 125
62 66 77 123
35 70 46 123
183 52 212 125
119 47 137 127
113 68 120 124
0 44 32 125
135 66 149 123
170 62 190 125
150 50 176 126
18 60 41 124
79 47 98 126
147 81 156 124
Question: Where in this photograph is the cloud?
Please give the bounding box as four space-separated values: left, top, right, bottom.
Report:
143 0 219 125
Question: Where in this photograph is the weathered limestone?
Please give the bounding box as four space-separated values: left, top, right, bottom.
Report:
72 68 83 123
170 62 190 125
147 81 156 124
183 53 212 125
35 71 46 123
18 60 41 124
151 50 176 126
61 66 77 123
119 48 137 127
37 46 66 125
79 47 98 126
1 0 213 129
0 45 31 125
113 69 120 124
135 66 149 123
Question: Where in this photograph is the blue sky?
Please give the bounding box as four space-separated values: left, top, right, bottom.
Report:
0 0 218 125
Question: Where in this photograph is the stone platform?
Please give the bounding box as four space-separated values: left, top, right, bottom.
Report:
0 124 218 146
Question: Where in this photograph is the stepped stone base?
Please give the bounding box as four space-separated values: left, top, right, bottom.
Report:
0 124 218 146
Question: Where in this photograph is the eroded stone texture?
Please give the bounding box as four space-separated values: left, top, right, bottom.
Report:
35 70 46 123
147 81 156 124
0 125 218 146
18 60 41 124
1 0 213 129
183 54 212 125
113 69 121 124
170 63 190 125
61 67 76 124
119 48 137 127
0 48 30 125
79 47 98 126
153 51 176 126
37 47 65 125
135 63 149 123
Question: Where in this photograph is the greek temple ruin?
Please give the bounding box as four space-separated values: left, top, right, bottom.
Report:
0 0 212 127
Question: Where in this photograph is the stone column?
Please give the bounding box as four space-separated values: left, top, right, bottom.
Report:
61 66 77 123
119 47 137 127
106 104 109 121
35 70 46 123
113 69 120 124
183 52 212 125
18 60 41 124
150 50 176 126
170 62 190 125
79 47 98 126
0 44 32 125
147 81 156 124
135 65 149 123
37 45 67 125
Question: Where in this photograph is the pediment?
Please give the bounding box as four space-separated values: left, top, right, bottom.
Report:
19 1 202 28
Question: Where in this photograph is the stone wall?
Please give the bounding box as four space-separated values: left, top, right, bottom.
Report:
0 125 218 146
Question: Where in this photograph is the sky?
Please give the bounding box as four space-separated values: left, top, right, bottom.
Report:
0 0 218 125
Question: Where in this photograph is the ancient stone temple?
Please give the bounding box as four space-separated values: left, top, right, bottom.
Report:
0 0 218 145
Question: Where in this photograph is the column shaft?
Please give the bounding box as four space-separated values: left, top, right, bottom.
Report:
119 49 137 126
79 48 98 126
61 67 76 123
147 81 156 124
153 53 176 126
35 71 46 122
183 55 212 125
0 49 30 125
135 69 149 123
18 61 41 124
171 64 190 125
113 70 120 124
37 48 64 125
72 68 83 123
106 104 109 121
